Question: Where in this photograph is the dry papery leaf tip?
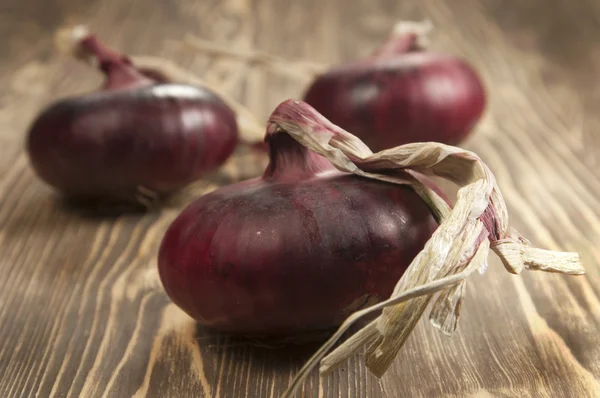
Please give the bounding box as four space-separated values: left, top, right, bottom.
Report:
265 99 585 398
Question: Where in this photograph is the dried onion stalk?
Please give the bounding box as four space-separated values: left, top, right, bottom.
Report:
262 100 585 397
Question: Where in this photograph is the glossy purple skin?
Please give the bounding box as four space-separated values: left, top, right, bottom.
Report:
158 170 438 334
303 52 486 151
26 83 238 201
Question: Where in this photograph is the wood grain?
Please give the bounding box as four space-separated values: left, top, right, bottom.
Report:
0 0 599 397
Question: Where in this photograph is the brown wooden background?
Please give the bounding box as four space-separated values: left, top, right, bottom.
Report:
1 0 600 397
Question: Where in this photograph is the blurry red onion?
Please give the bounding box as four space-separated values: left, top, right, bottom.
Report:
303 21 486 150
157 100 438 335
26 26 238 205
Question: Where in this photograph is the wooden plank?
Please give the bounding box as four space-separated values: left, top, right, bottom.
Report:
0 0 599 396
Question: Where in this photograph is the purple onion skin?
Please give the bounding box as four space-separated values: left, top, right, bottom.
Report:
303 52 486 151
27 84 238 200
26 32 238 203
158 133 438 335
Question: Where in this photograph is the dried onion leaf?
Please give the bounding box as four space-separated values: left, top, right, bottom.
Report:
267 100 584 398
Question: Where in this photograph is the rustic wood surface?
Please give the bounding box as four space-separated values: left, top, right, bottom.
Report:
1 0 600 397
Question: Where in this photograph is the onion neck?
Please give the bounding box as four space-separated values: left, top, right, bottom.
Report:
371 20 432 58
263 132 333 181
55 26 155 90
264 99 373 180
78 35 155 90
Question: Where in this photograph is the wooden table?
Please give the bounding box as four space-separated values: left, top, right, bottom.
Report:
1 0 599 396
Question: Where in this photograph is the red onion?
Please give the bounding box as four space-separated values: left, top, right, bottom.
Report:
157 102 438 335
303 21 486 150
26 27 238 205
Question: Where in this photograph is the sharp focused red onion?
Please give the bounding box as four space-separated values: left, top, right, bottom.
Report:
157 102 438 335
26 27 238 204
303 21 486 150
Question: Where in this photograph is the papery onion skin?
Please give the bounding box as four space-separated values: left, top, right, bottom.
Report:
26 30 238 203
158 131 438 335
303 29 486 150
